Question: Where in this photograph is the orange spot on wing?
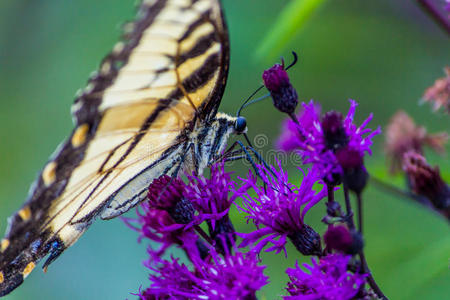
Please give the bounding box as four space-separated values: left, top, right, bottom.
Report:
0 239 9 252
18 206 31 221
23 262 35 278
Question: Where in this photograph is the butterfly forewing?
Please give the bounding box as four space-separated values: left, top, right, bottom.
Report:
0 0 229 296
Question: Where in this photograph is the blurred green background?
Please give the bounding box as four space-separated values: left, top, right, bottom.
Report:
0 0 449 299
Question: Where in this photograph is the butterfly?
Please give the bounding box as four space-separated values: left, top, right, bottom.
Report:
0 0 247 296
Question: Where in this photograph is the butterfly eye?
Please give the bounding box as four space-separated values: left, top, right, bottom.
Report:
235 116 247 134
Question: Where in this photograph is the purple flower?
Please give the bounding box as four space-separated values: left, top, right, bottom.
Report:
237 161 326 256
277 100 322 154
139 256 198 300
122 175 200 258
127 161 244 259
141 248 269 300
276 100 381 183
185 162 240 248
131 204 200 259
263 63 298 114
285 254 367 300
343 100 380 156
185 162 237 228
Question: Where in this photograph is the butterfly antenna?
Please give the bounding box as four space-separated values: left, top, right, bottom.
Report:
241 94 272 112
237 85 265 117
242 133 278 180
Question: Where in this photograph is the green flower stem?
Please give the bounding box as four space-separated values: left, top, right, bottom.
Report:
343 182 388 300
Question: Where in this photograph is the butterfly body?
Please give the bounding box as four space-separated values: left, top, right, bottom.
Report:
0 0 235 296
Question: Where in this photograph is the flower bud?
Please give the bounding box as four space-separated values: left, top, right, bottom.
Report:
148 175 184 208
321 111 348 151
324 225 363 255
403 151 449 216
169 198 195 224
208 215 236 253
147 175 194 224
336 147 368 193
196 239 210 260
262 64 298 114
288 224 322 256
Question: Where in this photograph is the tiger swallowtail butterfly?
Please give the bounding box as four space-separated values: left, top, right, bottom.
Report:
0 0 243 296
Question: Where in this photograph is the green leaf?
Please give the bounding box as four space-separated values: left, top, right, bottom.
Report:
256 0 327 61
382 235 450 300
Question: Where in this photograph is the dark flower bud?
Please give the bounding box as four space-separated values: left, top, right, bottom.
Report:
288 224 322 256
321 111 348 151
348 230 364 255
143 208 176 231
169 198 195 224
262 64 298 114
208 215 236 253
148 175 184 208
195 239 210 260
324 225 351 252
336 147 368 194
147 175 194 224
324 225 363 255
323 171 342 187
403 151 450 217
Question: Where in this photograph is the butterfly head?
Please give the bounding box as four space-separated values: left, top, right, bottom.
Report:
234 116 247 134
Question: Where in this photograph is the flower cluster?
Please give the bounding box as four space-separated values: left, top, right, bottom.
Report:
237 162 325 256
185 162 239 248
385 111 447 174
276 99 381 187
128 162 270 299
141 248 268 300
383 107 449 219
127 60 391 300
285 254 367 300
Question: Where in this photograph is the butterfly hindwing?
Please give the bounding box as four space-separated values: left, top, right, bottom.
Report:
0 0 229 296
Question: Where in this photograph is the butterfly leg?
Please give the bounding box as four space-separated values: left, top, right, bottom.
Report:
223 153 247 162
215 140 276 180
235 141 263 177
211 140 242 163
245 144 277 177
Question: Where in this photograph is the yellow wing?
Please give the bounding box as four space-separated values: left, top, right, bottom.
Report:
0 0 229 296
